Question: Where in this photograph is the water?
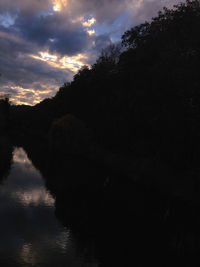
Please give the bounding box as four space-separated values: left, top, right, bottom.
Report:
0 147 98 267
1 147 198 266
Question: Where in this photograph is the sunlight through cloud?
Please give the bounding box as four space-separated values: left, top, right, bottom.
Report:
9 85 54 105
30 51 88 73
82 17 96 27
52 0 67 12
87 29 96 36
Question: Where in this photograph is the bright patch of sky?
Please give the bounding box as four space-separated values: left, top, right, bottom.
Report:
52 0 67 12
30 51 88 72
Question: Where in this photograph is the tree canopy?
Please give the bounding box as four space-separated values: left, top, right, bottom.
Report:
11 0 200 169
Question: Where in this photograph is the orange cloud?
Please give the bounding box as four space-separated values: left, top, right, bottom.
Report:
30 51 88 73
9 85 54 105
87 29 95 36
52 0 67 12
82 17 96 27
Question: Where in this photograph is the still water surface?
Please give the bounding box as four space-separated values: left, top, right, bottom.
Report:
0 147 98 267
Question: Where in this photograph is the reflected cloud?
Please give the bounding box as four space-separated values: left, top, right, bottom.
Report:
21 243 36 265
11 148 55 207
55 230 70 252
13 188 55 207
0 146 99 266
13 147 32 164
0 147 74 265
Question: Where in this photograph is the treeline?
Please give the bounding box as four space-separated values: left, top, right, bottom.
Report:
0 95 12 179
0 95 9 133
11 2 200 262
11 0 200 170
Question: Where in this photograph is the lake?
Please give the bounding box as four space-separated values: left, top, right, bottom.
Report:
0 147 99 267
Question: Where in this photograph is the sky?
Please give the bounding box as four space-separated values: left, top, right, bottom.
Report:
0 0 181 105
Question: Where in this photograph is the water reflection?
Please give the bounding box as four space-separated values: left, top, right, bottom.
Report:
0 147 98 267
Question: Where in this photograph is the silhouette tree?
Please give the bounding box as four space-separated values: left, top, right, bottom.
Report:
11 0 200 166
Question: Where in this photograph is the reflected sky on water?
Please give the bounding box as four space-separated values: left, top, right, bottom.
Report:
0 147 98 267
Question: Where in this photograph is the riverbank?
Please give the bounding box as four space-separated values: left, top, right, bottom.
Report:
9 132 200 266
0 136 13 179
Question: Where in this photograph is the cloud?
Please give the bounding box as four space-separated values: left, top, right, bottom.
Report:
82 17 96 27
0 28 71 105
53 0 180 25
128 0 180 24
53 0 67 12
0 23 92 104
30 51 88 72
87 29 96 36
0 0 182 105
0 0 52 16
13 10 94 56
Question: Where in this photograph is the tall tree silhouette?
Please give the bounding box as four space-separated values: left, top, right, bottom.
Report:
11 0 200 167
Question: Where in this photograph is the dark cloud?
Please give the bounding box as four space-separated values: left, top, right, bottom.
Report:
49 30 92 55
64 0 132 24
57 0 180 25
0 0 182 104
129 0 180 24
94 34 112 51
13 10 94 56
0 0 51 15
0 27 70 104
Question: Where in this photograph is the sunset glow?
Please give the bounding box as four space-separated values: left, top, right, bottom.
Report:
30 52 88 72
8 51 88 105
87 29 96 36
82 17 96 27
9 85 54 105
52 0 67 12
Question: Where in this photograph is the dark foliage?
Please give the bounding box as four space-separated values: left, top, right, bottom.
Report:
0 96 10 133
8 1 200 266
0 96 13 180
11 0 200 170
